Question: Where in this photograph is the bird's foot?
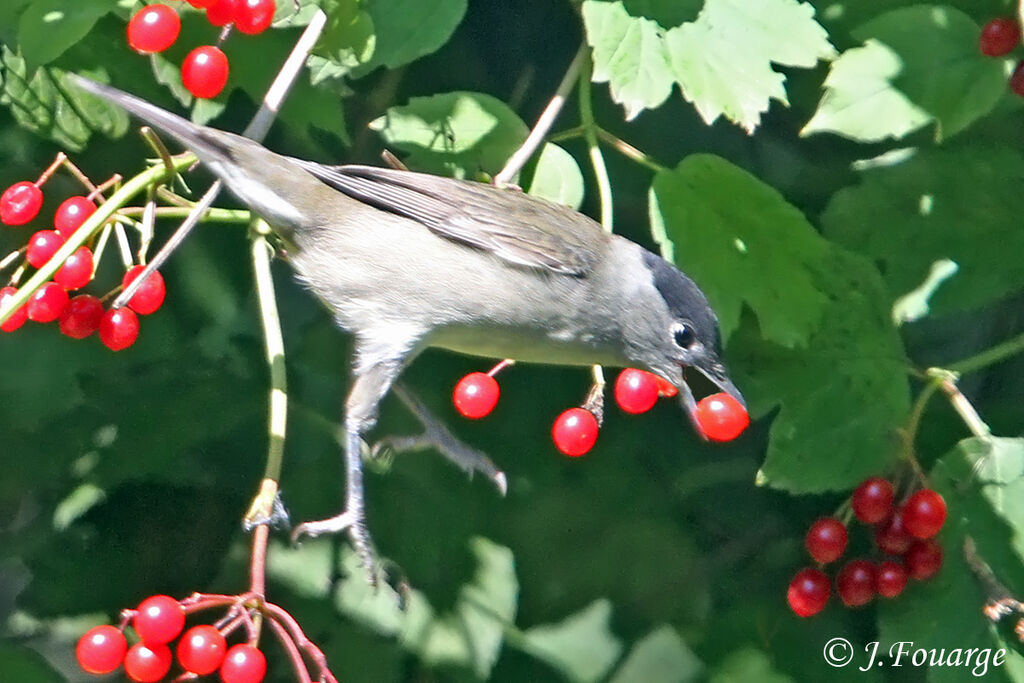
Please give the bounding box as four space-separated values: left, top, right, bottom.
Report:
379 382 507 495
291 510 380 586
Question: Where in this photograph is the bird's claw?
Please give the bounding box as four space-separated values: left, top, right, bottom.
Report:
291 510 380 587
387 382 508 495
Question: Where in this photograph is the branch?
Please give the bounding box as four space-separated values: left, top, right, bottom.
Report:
494 43 587 186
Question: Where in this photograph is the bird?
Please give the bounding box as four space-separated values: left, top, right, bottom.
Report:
70 76 745 581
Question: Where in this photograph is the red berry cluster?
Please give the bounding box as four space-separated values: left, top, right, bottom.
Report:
125 0 276 99
76 595 266 682
0 174 167 350
977 17 1024 96
787 477 947 617
452 365 749 458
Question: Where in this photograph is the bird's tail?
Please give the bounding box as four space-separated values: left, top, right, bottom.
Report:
69 75 240 167
69 75 311 233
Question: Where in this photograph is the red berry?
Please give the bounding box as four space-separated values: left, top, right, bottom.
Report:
836 559 875 607
124 642 173 682
876 560 908 598
25 229 66 268
206 0 241 26
905 539 943 580
805 517 848 564
653 375 677 397
453 372 499 418
1012 61 1024 97
786 567 829 617
177 625 227 675
851 477 893 525
552 407 599 457
614 368 660 414
902 489 946 539
100 308 141 351
122 265 167 315
59 295 104 339
980 18 1020 57
0 286 28 332
694 392 749 441
27 282 69 323
874 511 913 555
182 45 230 99
55 246 94 290
220 644 267 683
54 196 97 237
127 4 181 54
0 181 43 225
76 625 127 675
133 595 184 645
186 0 218 7
235 0 275 34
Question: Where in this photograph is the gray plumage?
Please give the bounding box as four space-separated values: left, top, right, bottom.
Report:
70 76 743 580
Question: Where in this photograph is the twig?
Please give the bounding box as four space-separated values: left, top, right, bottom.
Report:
947 330 1024 376
494 43 587 186
594 127 667 173
578 55 613 232
114 9 329 310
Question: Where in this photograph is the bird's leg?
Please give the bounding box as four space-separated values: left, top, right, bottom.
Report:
373 381 507 495
292 360 402 585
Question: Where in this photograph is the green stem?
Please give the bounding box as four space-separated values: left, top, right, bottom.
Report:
0 153 197 325
250 220 288 484
595 126 668 173
578 56 613 233
946 330 1024 376
117 206 251 223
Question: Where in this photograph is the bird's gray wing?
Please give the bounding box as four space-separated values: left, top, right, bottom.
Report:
286 161 604 276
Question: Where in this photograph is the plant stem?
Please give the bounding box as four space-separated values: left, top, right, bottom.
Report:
116 206 251 222
578 55 613 232
0 153 197 325
927 368 992 438
595 126 667 173
494 43 587 185
946 330 1024 376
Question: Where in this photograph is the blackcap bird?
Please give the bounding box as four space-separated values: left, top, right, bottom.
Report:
70 76 744 579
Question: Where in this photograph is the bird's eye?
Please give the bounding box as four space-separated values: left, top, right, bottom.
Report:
672 322 696 349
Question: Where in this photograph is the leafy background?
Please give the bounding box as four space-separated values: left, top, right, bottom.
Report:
1 0 1023 681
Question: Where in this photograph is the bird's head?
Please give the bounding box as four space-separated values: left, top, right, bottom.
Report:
624 250 745 433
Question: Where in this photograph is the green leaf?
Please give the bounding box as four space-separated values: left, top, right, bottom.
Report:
518 599 623 683
0 48 128 163
821 146 1024 315
806 6 1004 142
355 0 467 74
583 0 833 130
369 91 528 177
527 143 585 209
325 537 517 678
17 0 119 72
710 648 794 683
0 642 62 682
801 40 933 142
650 154 830 348
728 248 911 493
0 0 33 45
665 0 835 133
609 625 703 683
313 0 376 78
877 437 1024 683
858 6 1005 141
582 0 676 121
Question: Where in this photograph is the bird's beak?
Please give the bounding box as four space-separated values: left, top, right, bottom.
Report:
676 361 746 437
